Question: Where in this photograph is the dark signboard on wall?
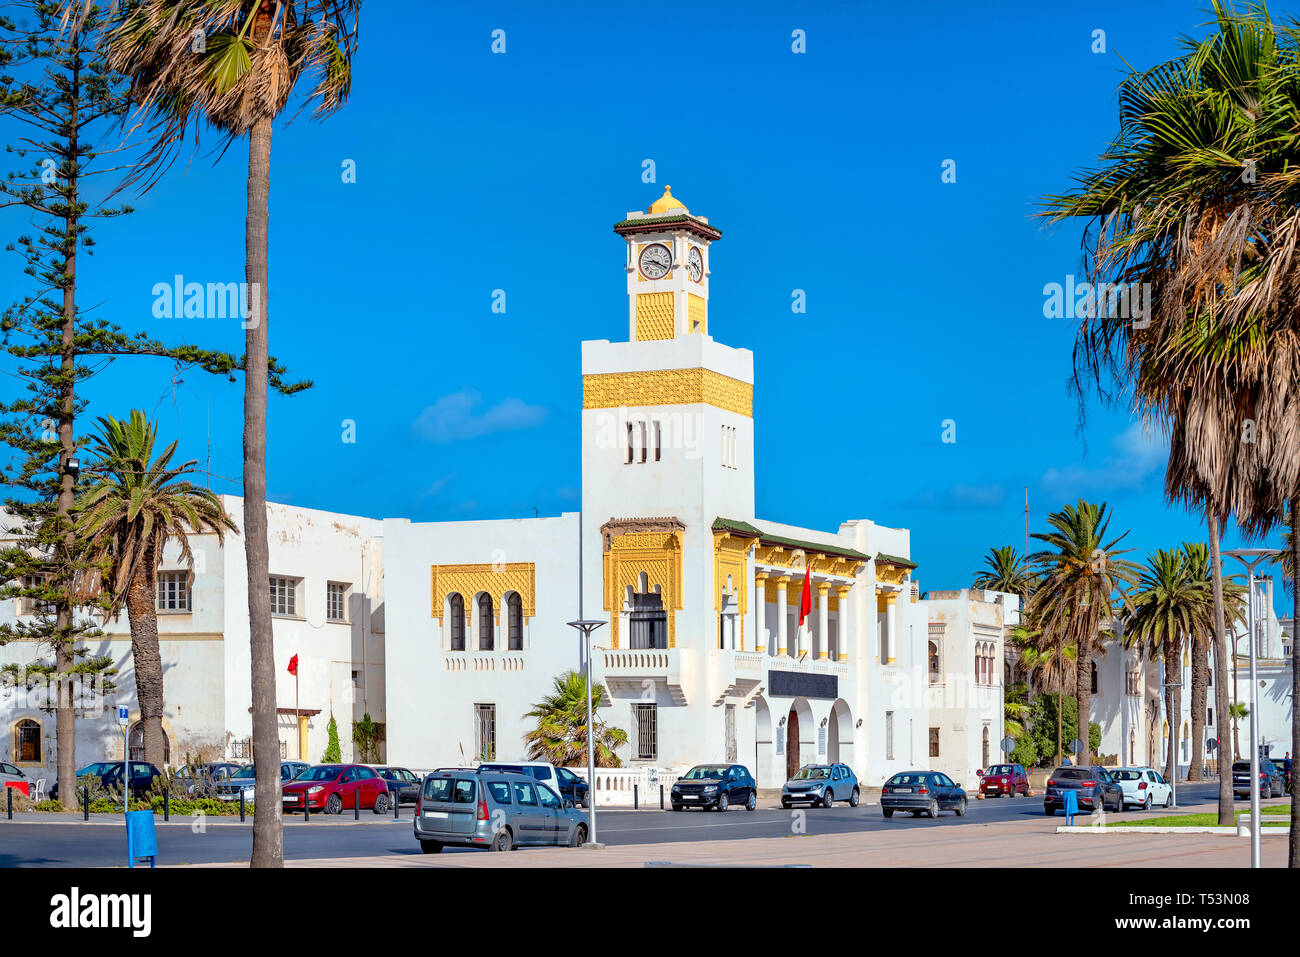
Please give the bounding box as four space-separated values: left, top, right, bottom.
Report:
767 669 838 700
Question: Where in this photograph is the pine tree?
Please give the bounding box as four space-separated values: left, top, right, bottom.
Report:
322 714 341 763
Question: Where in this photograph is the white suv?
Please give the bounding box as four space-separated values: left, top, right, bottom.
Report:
477 760 590 808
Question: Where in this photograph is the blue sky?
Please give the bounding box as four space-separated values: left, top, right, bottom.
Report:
2 0 1290 608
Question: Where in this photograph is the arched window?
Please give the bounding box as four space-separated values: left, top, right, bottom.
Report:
928 641 939 679
507 593 523 651
14 718 41 763
128 721 170 765
630 589 667 650
478 593 494 650
448 593 465 651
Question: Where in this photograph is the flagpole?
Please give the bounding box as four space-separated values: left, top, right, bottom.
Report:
295 665 301 760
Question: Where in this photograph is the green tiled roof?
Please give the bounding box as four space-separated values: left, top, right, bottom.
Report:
713 518 870 562
876 552 918 569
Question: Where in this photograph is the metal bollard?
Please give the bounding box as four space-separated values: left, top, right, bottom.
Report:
7 785 12 820
83 785 90 821
393 791 399 820
163 789 170 822
239 790 246 823
354 789 359 820
634 784 638 810
303 796 309 822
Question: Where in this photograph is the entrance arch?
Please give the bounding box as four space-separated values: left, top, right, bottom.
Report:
753 695 773 787
827 699 853 765
785 697 815 779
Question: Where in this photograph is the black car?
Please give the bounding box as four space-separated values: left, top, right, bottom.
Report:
100 761 163 797
670 764 757 811
1232 759 1286 799
880 770 967 819
1043 765 1124 815
375 766 421 806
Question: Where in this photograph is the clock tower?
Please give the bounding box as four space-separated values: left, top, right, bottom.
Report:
614 186 722 341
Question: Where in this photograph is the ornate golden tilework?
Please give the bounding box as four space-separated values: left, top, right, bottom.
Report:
583 369 752 417
430 563 536 621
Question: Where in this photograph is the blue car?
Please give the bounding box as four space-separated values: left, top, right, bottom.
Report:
781 763 860 808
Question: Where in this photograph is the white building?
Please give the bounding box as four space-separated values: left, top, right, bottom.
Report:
1 497 383 778
1090 574 1294 776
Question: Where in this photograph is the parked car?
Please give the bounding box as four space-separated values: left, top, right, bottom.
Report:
670 764 757 811
1232 759 1287 799
213 761 310 802
477 760 590 808
281 764 392 815
1043 765 1124 815
49 762 121 801
880 770 968 818
374 766 422 806
1111 767 1173 810
0 762 33 797
175 762 244 798
780 763 860 808
413 767 589 852
100 761 163 797
979 763 1029 798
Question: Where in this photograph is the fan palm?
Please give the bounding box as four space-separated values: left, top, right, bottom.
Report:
93 0 358 868
523 671 628 768
972 546 1038 605
1028 501 1139 765
76 411 237 769
1228 701 1251 759
1015 621 1078 763
1040 1 1300 834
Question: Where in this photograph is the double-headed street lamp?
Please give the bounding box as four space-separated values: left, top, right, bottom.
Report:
1222 547 1280 870
566 618 606 849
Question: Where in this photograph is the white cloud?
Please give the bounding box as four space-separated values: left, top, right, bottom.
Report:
413 388 547 443
1040 421 1167 500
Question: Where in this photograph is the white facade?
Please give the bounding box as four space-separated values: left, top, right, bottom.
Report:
1 497 382 777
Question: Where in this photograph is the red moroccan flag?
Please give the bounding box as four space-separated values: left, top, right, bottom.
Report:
798 560 812 627
287 654 298 677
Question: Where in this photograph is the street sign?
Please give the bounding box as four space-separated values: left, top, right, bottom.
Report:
1207 738 1217 752
117 705 129 727
1068 738 1084 755
1000 736 1016 753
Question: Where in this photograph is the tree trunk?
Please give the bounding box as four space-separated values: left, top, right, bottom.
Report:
1208 512 1235 826
1163 636 1183 784
1289 497 1299 867
245 114 280 868
1076 633 1093 764
52 49 83 811
124 549 166 769
1056 667 1063 764
1189 635 1207 782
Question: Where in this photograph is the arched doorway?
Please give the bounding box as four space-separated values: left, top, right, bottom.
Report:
129 721 171 765
753 696 772 787
785 709 800 779
827 699 853 765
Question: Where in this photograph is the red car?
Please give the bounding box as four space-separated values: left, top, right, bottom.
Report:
979 762 1029 798
281 764 391 815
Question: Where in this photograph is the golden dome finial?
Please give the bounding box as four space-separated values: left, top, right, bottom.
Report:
649 184 687 215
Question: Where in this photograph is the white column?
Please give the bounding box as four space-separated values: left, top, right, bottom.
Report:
885 591 898 664
817 583 830 660
836 585 852 661
776 576 789 656
755 573 768 654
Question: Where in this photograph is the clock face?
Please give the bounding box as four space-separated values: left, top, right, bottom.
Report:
639 243 672 280
687 246 703 282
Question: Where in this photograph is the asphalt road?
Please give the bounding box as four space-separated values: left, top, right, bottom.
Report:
0 782 1227 867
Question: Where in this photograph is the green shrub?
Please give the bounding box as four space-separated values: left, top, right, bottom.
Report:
323 714 342 763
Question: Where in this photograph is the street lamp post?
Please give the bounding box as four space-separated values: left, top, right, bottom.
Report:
567 618 606 849
1223 547 1280 870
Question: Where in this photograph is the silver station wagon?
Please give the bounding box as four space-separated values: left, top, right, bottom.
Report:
414 767 590 853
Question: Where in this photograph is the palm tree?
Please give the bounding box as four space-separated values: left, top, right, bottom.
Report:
1040 2 1300 835
76 411 236 768
1003 681 1030 739
1227 702 1251 760
1028 501 1138 765
972 546 1037 605
1126 549 1204 783
1181 542 1246 779
1016 622 1078 764
523 671 628 768
96 0 359 868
